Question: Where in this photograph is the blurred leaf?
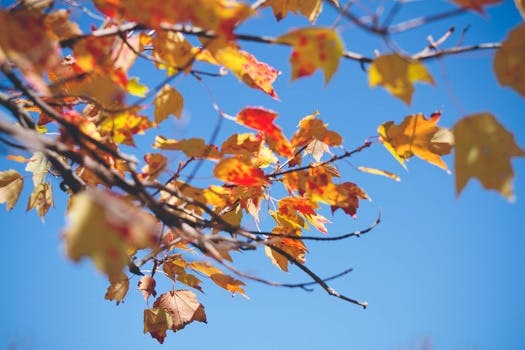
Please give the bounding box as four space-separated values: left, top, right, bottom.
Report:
494 23 525 96
0 170 24 210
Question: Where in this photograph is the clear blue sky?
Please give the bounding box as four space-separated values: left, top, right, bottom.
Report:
1 1 524 349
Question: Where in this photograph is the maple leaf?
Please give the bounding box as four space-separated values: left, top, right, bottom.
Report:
153 136 220 159
153 31 194 74
265 227 307 272
378 113 454 170
214 158 269 187
276 196 329 233
220 133 263 157
144 290 207 343
64 189 159 279
369 54 434 105
105 272 129 305
0 170 24 211
138 275 157 302
99 110 154 146
452 0 502 14
494 23 525 97
154 85 184 123
139 153 167 181
236 107 293 157
45 9 82 41
327 182 369 218
212 45 280 99
454 113 525 201
26 182 54 221
263 0 339 23
291 111 343 148
94 0 251 39
277 27 344 84
0 8 61 93
210 274 246 297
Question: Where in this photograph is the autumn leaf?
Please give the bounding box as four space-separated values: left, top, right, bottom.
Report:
378 113 454 170
99 110 154 145
327 182 369 218
138 275 157 302
452 0 502 14
494 23 525 97
144 290 207 343
369 54 434 105
26 182 54 220
212 45 280 99
358 166 401 182
277 196 329 233
153 31 194 74
153 136 220 159
25 152 50 186
139 153 167 181
236 107 293 157
0 8 61 93
94 0 251 39
263 0 339 23
220 133 263 157
45 9 82 41
0 170 24 210
126 77 149 97
214 158 269 187
454 113 525 201
105 272 129 305
210 274 246 297
154 85 183 123
516 0 525 18
277 27 344 84
265 227 307 272
291 111 343 148
64 189 159 279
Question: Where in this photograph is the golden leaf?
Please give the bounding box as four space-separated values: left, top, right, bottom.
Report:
153 136 220 159
494 23 525 96
378 112 454 170
277 27 344 84
369 54 434 105
0 170 24 211
214 158 269 187
105 272 129 305
454 113 525 201
154 84 183 123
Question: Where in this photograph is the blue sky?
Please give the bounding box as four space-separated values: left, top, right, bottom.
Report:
1 1 525 349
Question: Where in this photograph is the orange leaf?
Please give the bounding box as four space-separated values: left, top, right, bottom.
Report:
220 133 263 157
214 158 269 187
210 273 246 297
378 112 454 170
291 111 342 148
263 0 339 23
105 272 129 305
236 107 292 157
265 227 307 272
277 27 344 83
153 136 220 159
154 85 184 123
452 0 502 14
327 182 369 218
139 153 167 181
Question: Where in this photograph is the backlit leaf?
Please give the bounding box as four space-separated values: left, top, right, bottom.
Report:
378 113 454 170
105 272 129 305
494 23 525 96
0 8 61 93
291 111 343 148
369 54 434 105
153 136 220 159
25 152 50 186
154 85 183 123
516 0 525 18
454 113 525 201
358 166 401 182
145 290 206 343
138 275 157 302
0 170 24 211
265 227 307 272
139 153 167 181
210 273 246 297
64 189 159 279
44 9 82 41
99 110 153 145
127 77 149 97
153 31 194 74
452 0 502 13
277 27 344 84
214 158 269 187
263 0 339 23
236 107 292 157
26 182 54 220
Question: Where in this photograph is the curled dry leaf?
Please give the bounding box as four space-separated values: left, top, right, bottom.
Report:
26 182 54 221
138 275 157 302
105 272 129 305
0 170 24 211
144 290 207 343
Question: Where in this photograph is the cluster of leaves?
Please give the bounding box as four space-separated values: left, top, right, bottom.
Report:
0 0 524 343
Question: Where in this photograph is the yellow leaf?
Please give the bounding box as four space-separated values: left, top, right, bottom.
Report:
153 31 194 74
277 27 344 84
453 113 525 201
494 23 525 96
139 153 167 181
0 170 24 211
378 112 454 170
127 77 149 97
153 136 220 159
105 272 129 305
214 158 269 187
516 0 525 18
369 54 434 105
143 308 174 344
263 0 331 23
154 85 183 123
64 190 159 279
26 182 54 220
358 166 401 182
99 110 153 146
